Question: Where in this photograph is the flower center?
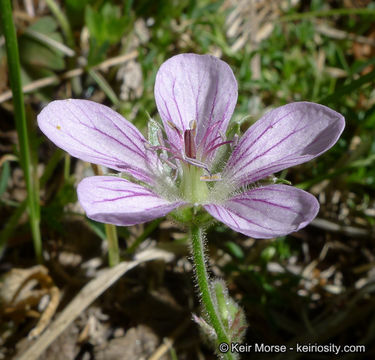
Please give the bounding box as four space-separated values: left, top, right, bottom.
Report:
181 163 209 203
146 120 233 204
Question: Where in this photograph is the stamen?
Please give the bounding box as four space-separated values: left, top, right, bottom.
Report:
157 129 165 148
147 145 174 153
200 120 221 150
160 153 178 169
167 121 183 140
144 142 152 150
205 135 222 150
205 140 233 156
182 154 211 174
171 168 178 182
231 134 239 150
219 130 226 142
189 119 197 130
164 139 180 153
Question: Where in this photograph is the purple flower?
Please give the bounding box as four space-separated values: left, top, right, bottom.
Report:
38 54 345 239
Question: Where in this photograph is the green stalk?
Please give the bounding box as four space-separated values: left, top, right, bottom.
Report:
125 218 162 255
91 164 120 266
88 68 120 106
105 223 120 267
0 0 42 262
63 153 71 180
43 0 74 47
43 0 81 95
190 225 234 360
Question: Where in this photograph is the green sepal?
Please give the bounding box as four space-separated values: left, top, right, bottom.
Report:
274 178 292 185
148 117 162 146
169 205 215 227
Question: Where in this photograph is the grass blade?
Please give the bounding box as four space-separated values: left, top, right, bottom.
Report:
0 0 42 262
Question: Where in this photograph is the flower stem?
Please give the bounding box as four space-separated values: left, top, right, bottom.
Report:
0 0 42 263
190 225 234 360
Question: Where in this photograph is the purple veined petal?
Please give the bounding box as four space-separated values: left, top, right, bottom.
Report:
223 102 345 186
154 53 238 162
77 176 185 226
204 184 319 239
38 99 157 184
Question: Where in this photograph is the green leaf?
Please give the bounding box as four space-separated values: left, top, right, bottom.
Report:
225 241 244 260
85 3 128 45
19 37 65 70
28 16 58 33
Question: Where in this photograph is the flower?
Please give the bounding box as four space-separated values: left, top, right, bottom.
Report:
38 53 345 239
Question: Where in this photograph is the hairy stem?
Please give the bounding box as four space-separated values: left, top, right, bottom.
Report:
190 225 234 360
0 0 42 262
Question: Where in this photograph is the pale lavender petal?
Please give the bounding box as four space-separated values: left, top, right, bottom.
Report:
154 54 238 161
77 176 184 226
224 102 345 186
38 99 157 183
204 184 319 239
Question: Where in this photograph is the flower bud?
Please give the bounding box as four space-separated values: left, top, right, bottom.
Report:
211 279 247 343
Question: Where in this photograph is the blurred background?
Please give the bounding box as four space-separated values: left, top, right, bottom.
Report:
1 0 375 359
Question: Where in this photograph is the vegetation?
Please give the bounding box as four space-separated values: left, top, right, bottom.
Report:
0 0 374 359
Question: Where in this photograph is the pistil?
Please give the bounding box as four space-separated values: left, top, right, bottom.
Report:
184 128 197 159
181 163 209 203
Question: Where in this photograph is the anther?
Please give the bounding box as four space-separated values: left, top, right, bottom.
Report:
219 130 226 142
200 173 222 182
167 121 183 140
231 134 239 150
144 142 152 150
189 119 197 130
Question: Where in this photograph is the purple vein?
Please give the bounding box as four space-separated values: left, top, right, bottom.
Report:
65 104 146 160
171 78 185 130
232 121 310 176
223 206 275 231
185 58 200 122
226 208 241 228
233 197 301 216
96 186 154 196
100 112 147 157
234 157 307 185
209 77 219 124
79 121 146 160
58 126 150 179
59 127 123 164
227 110 296 170
199 120 221 154
93 193 158 203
